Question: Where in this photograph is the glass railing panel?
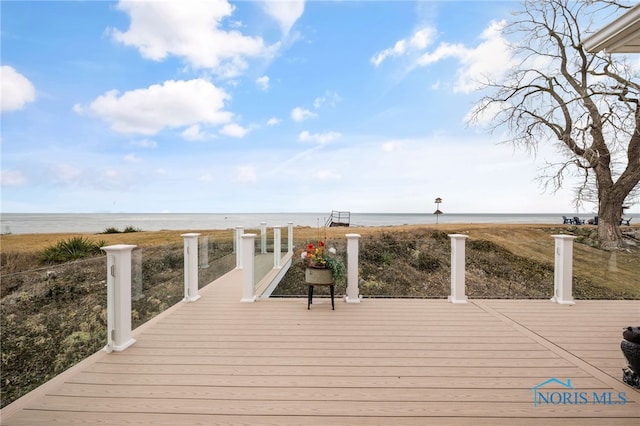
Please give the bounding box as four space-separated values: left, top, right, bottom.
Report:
282 225 291 254
270 237 346 298
187 226 640 302
569 232 639 300
358 233 422 298
253 255 272 286
197 232 235 289
355 229 639 300
253 226 295 286
131 242 184 329
1 256 107 408
356 230 542 299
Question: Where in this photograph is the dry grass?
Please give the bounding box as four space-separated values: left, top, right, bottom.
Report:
0 224 532 253
1 230 231 253
2 223 638 297
461 224 640 296
273 224 640 300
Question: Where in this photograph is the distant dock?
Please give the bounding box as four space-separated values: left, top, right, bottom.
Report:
325 210 350 227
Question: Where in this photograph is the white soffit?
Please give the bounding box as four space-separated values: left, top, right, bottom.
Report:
583 4 640 53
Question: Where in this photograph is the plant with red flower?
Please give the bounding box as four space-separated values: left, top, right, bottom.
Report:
305 240 327 267
301 240 345 282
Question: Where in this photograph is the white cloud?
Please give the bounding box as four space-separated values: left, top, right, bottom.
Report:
199 173 214 182
260 0 305 35
124 153 141 163
102 169 120 182
313 91 342 109
416 20 512 94
82 79 232 135
111 0 274 77
371 40 406 67
291 106 317 122
313 169 341 181
415 42 466 66
267 117 280 126
371 27 436 67
281 134 575 213
452 20 512 94
234 164 257 183
0 169 26 186
49 163 82 184
132 139 157 148
381 141 405 152
1 66 36 112
298 130 341 144
220 123 249 138
256 75 270 91
410 28 433 50
372 21 512 95
182 124 206 141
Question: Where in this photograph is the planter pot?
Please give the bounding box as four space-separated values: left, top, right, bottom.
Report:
305 267 333 284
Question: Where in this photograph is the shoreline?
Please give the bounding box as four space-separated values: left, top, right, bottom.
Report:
0 223 589 253
4 212 632 235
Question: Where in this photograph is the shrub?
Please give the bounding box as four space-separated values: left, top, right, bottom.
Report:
101 227 121 234
39 237 104 264
413 252 441 272
100 225 140 233
161 251 183 269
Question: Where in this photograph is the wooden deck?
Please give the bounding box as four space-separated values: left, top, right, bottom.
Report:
2 269 639 425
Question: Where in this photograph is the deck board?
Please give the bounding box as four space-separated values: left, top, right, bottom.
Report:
2 269 639 425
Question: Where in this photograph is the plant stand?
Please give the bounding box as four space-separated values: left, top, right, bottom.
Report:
305 268 334 310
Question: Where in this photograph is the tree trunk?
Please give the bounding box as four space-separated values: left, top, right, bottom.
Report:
598 193 624 250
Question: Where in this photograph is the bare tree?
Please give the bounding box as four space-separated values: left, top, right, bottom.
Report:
470 0 640 249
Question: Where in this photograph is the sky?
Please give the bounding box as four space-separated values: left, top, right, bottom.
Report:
0 0 627 214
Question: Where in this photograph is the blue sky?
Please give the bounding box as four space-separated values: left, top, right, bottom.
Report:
0 0 615 214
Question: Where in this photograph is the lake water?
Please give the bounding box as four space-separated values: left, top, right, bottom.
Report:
1 212 630 235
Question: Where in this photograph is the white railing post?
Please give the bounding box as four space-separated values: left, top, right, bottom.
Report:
273 225 282 269
448 234 469 304
235 226 244 269
181 233 201 302
260 222 267 254
551 235 576 305
241 234 257 302
345 233 361 303
102 244 137 352
288 222 294 254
